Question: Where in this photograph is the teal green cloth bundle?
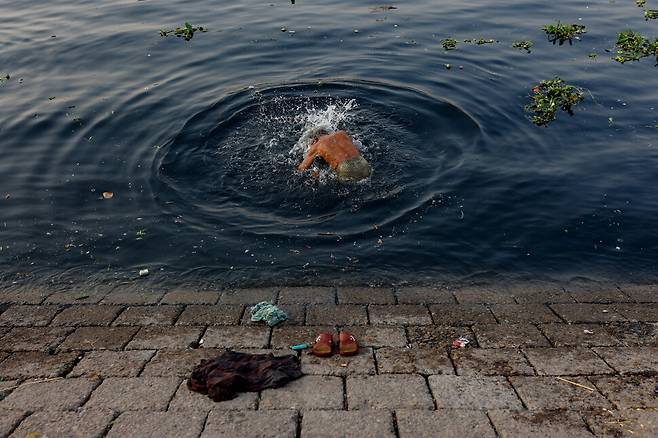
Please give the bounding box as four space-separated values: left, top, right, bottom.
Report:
250 301 287 327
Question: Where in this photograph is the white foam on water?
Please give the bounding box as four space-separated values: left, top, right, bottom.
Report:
289 99 358 158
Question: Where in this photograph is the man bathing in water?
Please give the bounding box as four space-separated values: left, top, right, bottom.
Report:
297 131 372 182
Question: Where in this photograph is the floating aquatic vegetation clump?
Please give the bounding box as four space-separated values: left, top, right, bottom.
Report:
646 10 658 20
636 0 646 7
463 38 496 45
512 40 534 53
160 22 207 41
525 77 584 127
613 30 658 63
543 21 586 45
0 74 9 84
441 38 458 50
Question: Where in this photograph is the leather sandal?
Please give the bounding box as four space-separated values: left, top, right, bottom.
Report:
338 331 358 356
312 333 334 357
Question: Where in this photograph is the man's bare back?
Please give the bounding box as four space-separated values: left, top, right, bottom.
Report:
297 131 371 182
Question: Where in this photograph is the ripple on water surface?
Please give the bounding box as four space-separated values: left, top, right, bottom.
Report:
155 81 482 238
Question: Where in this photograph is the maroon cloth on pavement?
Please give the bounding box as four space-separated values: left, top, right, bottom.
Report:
188 350 303 401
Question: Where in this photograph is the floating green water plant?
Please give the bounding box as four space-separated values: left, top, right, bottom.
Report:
0 74 9 83
463 38 496 45
636 0 646 7
645 10 658 20
512 40 533 53
160 22 207 41
613 30 658 63
525 77 584 127
543 21 586 45
441 38 457 50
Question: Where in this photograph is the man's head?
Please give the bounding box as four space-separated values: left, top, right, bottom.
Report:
336 156 372 182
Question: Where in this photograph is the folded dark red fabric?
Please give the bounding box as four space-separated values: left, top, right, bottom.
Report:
187 350 303 401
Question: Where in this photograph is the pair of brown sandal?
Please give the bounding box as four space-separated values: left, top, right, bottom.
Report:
312 332 358 357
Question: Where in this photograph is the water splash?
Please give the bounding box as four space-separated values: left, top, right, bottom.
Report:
289 99 358 157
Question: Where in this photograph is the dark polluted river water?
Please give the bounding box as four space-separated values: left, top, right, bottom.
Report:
0 0 657 289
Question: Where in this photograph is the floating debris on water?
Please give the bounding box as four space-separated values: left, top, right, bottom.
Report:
139 268 149 277
463 38 496 45
543 21 586 45
160 22 207 41
645 10 658 20
0 74 9 83
441 38 457 50
636 0 646 7
136 229 146 240
512 40 534 53
525 77 584 127
613 30 658 64
370 5 397 13
102 191 113 199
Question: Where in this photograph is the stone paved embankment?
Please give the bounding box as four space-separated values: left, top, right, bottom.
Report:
0 282 657 437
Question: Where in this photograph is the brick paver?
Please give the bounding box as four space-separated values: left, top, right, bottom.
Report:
396 287 455 304
396 409 496 438
590 375 658 409
302 410 395 438
58 326 138 351
160 290 220 305
407 325 475 348
0 378 99 411
69 350 154 377
337 287 395 304
85 377 180 411
593 346 658 374
428 375 522 409
550 303 626 323
176 305 243 326
220 287 278 304
260 375 343 410
201 326 269 349
0 409 27 437
0 351 78 379
585 408 658 437
487 409 593 437
113 305 182 326
347 375 434 410
278 287 335 304
306 304 368 325
375 347 453 375
472 323 550 348
369 305 432 325
3 284 658 436
44 289 108 304
510 376 612 410
0 305 60 326
0 326 72 351
125 326 203 350
13 409 115 438
451 348 534 376
489 304 561 323
523 347 615 375
428 304 497 326
101 290 163 305
50 305 122 326
107 411 206 438
617 284 658 302
454 287 515 304
140 348 222 377
201 410 298 438
539 323 620 347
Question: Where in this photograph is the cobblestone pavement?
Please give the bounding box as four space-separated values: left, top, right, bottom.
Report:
1 282 657 437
